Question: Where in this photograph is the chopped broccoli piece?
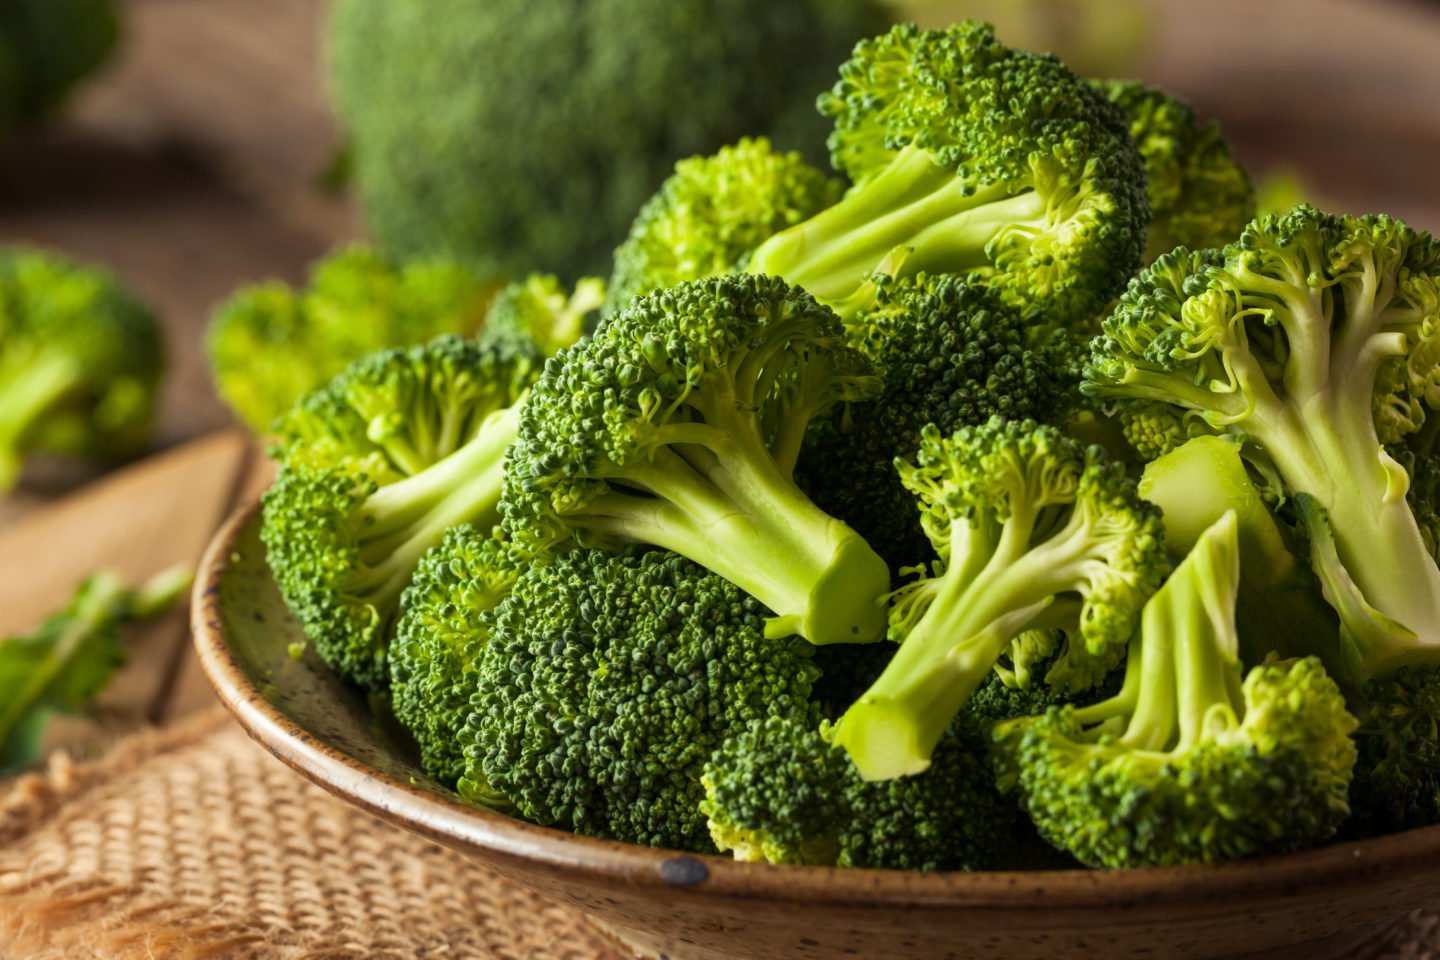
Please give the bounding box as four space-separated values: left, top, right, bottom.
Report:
262 335 537 690
995 512 1358 867
208 246 502 435
606 138 845 316
476 273 605 359
833 417 1168 781
501 274 891 646
466 547 821 851
1093 79 1254 262
0 248 163 491
744 22 1149 327
327 0 890 279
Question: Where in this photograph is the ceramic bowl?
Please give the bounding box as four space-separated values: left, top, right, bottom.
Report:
193 502 1440 960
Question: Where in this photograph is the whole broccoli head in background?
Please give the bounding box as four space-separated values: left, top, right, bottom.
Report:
326 0 891 281
0 248 162 491
0 0 117 129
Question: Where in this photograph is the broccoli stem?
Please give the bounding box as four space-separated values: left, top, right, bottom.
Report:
574 424 889 647
0 350 84 489
748 146 1045 303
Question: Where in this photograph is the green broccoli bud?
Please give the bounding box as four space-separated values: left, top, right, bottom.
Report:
995 512 1358 868
833 417 1168 781
501 274 890 647
0 248 162 491
477 273 605 360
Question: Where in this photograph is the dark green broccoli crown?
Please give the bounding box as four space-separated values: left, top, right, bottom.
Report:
390 523 532 797
1093 79 1254 260
605 138 845 315
0 0 117 121
798 275 1073 568
1347 666 1440 835
208 245 498 435
797 21 1148 325
328 0 890 279
469 547 821 851
0 248 162 487
476 273 605 361
263 335 533 691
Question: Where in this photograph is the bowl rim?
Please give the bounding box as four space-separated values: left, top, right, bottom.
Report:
194 499 1440 910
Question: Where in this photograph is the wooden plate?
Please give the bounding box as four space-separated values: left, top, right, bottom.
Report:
193 501 1440 960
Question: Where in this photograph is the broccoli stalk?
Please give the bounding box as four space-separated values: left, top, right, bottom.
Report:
995 512 1358 867
502 275 891 646
745 22 1148 328
833 418 1168 781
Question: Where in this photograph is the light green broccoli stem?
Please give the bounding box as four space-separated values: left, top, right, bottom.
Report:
570 417 888 647
0 350 84 490
748 146 1042 304
354 402 520 604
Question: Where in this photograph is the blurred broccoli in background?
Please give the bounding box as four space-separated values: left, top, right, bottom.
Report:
326 0 892 280
0 249 163 492
209 248 520 435
0 0 118 131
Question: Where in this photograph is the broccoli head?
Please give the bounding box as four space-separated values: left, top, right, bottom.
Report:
390 523 533 799
262 335 537 690
501 274 891 646
995 512 1358 868
798 275 1074 568
327 0 890 279
208 246 502 435
0 248 162 491
606 137 845 316
476 273 605 360
745 21 1149 328
833 417 1168 781
1093 79 1254 261
466 546 822 851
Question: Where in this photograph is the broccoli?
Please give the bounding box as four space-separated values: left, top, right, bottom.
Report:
327 0 890 280
605 138 845 316
1084 206 1440 829
743 22 1149 329
797 275 1074 569
994 512 1358 868
476 273 605 360
501 274 891 647
1093 79 1254 262
465 546 821 851
262 335 537 690
0 0 117 128
0 565 191 775
0 249 163 492
832 417 1168 781
208 246 503 435
389 524 532 799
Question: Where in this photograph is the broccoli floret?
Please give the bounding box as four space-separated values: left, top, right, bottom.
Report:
208 246 501 435
702 712 1017 871
744 22 1149 328
797 275 1074 569
389 524 533 798
327 0 890 279
0 249 163 491
1093 79 1254 262
1084 206 1440 827
0 565 190 775
994 512 1358 868
0 0 117 124
606 138 846 316
501 274 891 647
832 417 1168 781
476 273 605 359
467 547 821 851
262 335 536 690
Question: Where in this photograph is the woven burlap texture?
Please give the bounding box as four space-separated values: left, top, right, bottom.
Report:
0 708 617 960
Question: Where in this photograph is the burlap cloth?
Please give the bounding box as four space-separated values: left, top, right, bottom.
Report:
0 708 1435 960
0 708 618 960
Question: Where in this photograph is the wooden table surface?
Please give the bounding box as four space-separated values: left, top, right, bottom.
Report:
1 0 1439 759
